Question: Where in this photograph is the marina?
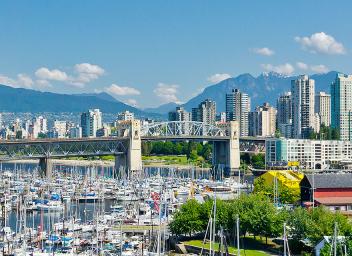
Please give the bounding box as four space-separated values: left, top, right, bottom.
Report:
0 162 247 255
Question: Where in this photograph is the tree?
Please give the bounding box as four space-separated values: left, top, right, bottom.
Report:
37 132 47 139
331 128 340 140
275 129 281 138
201 143 212 160
141 141 152 156
253 177 300 204
169 199 204 236
189 150 198 161
288 206 352 245
163 141 175 155
174 143 183 155
251 154 265 169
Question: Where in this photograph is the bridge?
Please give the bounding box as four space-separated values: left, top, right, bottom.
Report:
0 121 266 178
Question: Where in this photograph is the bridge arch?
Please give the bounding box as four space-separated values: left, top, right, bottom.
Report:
141 121 227 137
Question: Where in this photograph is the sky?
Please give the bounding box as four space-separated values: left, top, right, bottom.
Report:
0 0 351 108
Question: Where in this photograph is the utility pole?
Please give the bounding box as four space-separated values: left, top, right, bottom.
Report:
236 215 240 256
283 222 287 256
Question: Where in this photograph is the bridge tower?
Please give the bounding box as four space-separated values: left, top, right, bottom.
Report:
115 120 142 177
213 121 240 176
39 157 53 179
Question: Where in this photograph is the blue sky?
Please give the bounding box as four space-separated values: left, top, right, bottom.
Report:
0 0 351 108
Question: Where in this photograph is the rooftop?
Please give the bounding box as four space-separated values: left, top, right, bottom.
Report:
304 173 352 189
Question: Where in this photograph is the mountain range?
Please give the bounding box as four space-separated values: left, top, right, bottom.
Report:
0 71 339 118
0 84 156 117
182 71 338 113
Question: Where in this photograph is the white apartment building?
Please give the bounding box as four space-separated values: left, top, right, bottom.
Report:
36 116 48 133
291 75 316 139
249 102 276 137
266 138 352 169
331 74 352 141
53 120 67 138
191 99 216 125
81 109 102 137
117 110 134 121
315 91 331 126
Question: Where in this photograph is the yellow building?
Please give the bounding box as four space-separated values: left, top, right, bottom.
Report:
258 170 304 190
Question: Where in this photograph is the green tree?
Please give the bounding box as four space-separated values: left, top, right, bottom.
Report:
251 154 265 169
169 199 203 236
174 143 183 155
189 149 198 161
141 141 152 156
163 141 175 155
37 132 47 139
253 177 300 204
331 128 340 140
201 143 212 160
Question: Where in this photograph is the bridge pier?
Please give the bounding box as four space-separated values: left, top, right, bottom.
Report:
39 157 53 179
114 154 127 178
115 120 143 178
213 121 240 177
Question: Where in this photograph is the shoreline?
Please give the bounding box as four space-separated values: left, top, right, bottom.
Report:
3 159 212 170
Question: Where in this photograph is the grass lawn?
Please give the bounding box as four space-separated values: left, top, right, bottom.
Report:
183 240 271 256
142 155 212 167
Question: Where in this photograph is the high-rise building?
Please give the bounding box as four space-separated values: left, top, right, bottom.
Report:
291 75 316 139
191 99 216 125
168 107 191 122
315 92 331 127
216 112 227 123
331 74 352 141
53 120 67 138
277 92 293 138
117 111 134 121
81 109 103 137
69 126 82 138
35 116 48 133
226 89 250 136
249 103 277 137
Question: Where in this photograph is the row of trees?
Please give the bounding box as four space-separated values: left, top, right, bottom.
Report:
169 195 352 253
309 124 340 140
142 141 212 161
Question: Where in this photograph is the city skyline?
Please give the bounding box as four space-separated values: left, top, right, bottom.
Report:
1 1 352 108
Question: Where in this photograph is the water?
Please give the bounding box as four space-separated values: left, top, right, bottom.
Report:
2 161 213 233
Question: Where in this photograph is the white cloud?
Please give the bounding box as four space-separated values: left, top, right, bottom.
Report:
261 63 295 75
296 62 329 73
296 62 309 70
295 32 346 55
0 74 33 89
105 84 141 96
35 67 68 81
36 79 52 88
153 83 180 103
35 63 105 88
252 47 275 56
207 73 231 83
310 64 329 73
73 63 105 86
124 99 138 107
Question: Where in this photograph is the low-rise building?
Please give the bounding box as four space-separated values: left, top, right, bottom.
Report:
300 173 352 211
266 138 352 169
